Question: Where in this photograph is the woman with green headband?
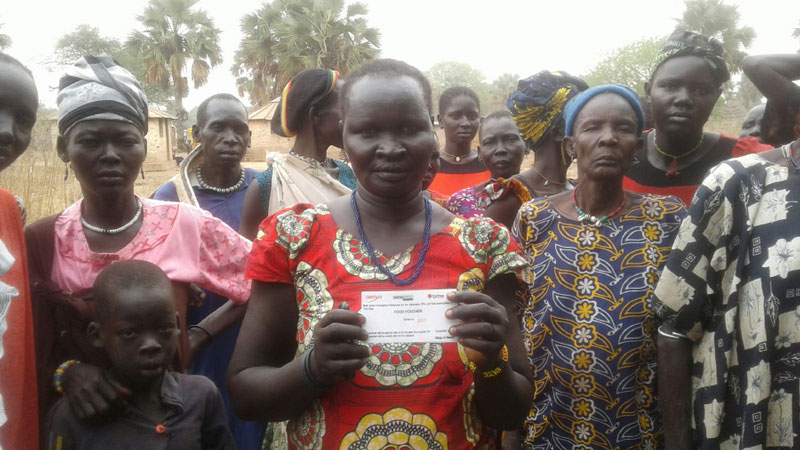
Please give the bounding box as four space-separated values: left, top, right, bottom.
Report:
239 69 356 240
622 28 770 206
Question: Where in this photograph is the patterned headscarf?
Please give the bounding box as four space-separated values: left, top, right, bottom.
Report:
57 55 148 136
563 84 645 137
271 69 339 137
650 29 730 86
507 71 588 151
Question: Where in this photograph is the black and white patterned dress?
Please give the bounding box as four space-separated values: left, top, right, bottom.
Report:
653 151 800 449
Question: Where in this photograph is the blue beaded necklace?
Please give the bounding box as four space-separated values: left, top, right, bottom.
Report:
350 190 432 286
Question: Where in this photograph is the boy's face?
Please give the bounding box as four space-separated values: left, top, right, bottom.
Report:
0 62 38 173
90 284 178 387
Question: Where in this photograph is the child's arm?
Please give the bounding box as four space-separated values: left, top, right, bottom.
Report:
44 400 79 450
200 379 236 450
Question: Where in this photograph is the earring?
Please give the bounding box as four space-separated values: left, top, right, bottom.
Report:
63 163 69 181
140 167 145 179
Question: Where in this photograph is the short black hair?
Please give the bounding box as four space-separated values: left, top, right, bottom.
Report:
479 109 514 137
0 52 33 78
197 93 247 128
93 260 173 322
342 58 433 116
438 86 480 117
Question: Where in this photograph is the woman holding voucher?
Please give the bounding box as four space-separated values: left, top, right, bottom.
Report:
228 58 533 450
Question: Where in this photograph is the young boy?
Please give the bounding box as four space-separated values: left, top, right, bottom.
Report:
45 260 235 449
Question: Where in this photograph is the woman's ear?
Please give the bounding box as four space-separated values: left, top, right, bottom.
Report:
56 135 70 163
562 136 576 161
309 105 321 126
87 322 104 349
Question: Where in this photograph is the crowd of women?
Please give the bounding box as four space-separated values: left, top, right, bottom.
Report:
1 25 800 450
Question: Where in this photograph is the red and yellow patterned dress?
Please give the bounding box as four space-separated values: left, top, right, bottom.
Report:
246 203 531 450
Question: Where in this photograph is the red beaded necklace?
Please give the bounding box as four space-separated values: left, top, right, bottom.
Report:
572 184 627 227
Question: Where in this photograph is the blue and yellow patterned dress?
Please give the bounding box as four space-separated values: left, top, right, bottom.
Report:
512 194 687 450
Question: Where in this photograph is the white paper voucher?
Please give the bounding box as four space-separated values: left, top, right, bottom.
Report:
360 289 458 343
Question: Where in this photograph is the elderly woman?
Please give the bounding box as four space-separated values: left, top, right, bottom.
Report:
512 85 687 449
446 110 525 218
239 69 356 240
228 59 533 450
654 136 800 449
623 29 770 206
24 56 252 429
486 71 587 229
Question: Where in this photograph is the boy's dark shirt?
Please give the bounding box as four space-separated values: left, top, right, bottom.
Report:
45 373 236 450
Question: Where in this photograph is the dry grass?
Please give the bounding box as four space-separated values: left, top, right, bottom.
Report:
0 145 178 224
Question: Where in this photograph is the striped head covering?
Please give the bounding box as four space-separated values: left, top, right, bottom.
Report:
507 71 588 152
57 55 148 136
650 29 730 86
563 84 645 137
271 69 340 137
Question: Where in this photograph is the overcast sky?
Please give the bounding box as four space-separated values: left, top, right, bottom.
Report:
3 0 799 109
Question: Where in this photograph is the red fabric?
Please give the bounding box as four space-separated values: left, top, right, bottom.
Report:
623 135 773 206
0 190 39 450
426 189 450 207
621 178 698 207
428 170 490 197
246 203 530 450
732 135 773 157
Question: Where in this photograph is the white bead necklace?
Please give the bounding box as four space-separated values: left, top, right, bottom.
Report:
196 165 246 194
81 199 143 235
289 151 326 166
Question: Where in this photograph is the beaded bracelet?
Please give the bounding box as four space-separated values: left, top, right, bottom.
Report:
53 360 80 394
467 345 509 379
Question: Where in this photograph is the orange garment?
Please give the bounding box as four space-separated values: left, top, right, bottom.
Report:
0 189 38 450
428 157 490 197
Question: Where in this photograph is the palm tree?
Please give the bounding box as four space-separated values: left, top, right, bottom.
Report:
232 0 380 106
126 0 222 129
0 21 12 51
677 0 755 74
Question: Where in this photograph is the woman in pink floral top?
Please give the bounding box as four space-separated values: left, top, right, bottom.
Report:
25 56 251 428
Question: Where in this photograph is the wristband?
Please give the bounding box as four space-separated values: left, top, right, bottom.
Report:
54 360 80 394
657 325 690 341
302 348 332 391
188 325 214 344
467 345 509 379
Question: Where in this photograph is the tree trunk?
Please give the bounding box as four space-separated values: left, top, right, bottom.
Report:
172 66 186 139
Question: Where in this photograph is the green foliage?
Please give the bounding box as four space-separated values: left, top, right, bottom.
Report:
0 21 11 51
582 36 667 95
232 0 381 106
126 0 223 128
425 61 490 114
677 0 755 74
54 25 173 107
